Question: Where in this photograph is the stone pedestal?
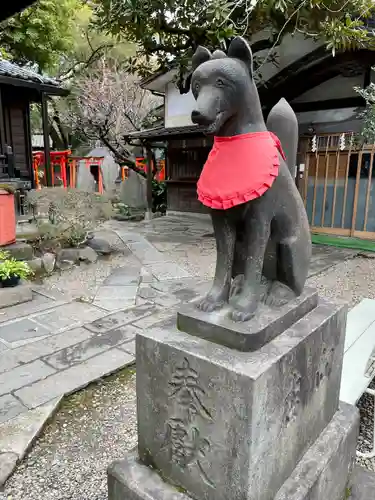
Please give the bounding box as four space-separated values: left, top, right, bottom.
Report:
108 296 360 500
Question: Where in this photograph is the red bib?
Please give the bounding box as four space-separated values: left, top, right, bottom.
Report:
197 131 285 210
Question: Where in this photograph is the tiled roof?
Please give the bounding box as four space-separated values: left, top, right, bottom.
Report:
0 60 61 87
126 124 207 140
1 1 35 22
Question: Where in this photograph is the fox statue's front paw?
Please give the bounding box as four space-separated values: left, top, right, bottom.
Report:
230 292 258 322
196 286 229 313
264 281 296 307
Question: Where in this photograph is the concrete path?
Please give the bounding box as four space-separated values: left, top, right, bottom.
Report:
0 213 358 486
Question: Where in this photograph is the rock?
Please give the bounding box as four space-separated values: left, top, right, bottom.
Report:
78 247 98 264
26 258 43 273
42 253 56 274
131 213 145 222
100 154 120 192
3 242 33 261
57 247 98 265
55 259 75 271
57 248 81 263
119 170 147 210
86 237 112 255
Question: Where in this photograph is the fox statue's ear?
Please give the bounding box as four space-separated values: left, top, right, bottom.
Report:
192 46 212 71
227 36 253 75
212 50 226 60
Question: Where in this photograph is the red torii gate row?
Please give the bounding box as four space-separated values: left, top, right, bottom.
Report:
32 151 165 192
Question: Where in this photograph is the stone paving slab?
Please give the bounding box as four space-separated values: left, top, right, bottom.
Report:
0 351 19 375
93 297 137 313
32 302 105 332
0 397 61 457
132 307 179 330
119 340 135 356
0 452 17 487
126 240 172 264
0 292 68 325
84 304 156 334
143 262 191 281
31 285 73 302
8 327 95 365
0 282 32 310
0 360 55 397
138 285 180 308
0 395 27 425
93 298 136 314
93 283 139 312
103 266 141 286
15 348 135 409
95 285 138 302
0 397 62 486
0 319 51 346
44 325 137 370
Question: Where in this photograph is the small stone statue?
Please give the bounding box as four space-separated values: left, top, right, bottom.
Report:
191 36 311 322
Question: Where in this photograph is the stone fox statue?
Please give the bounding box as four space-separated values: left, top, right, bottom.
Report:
190 36 311 322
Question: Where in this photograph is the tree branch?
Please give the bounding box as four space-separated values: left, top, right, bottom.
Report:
158 15 192 36
59 41 113 81
99 135 146 177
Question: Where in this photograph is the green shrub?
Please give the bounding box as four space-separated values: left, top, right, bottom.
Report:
0 258 33 280
27 187 114 249
0 250 10 261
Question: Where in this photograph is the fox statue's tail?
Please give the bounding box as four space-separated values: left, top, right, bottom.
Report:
266 98 298 177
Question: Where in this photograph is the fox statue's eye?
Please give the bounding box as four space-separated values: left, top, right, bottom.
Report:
216 78 225 87
194 82 200 93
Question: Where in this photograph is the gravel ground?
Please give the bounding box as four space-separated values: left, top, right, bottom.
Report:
40 229 140 300
308 253 375 308
357 381 375 471
2 369 137 500
3 229 375 497
162 238 216 279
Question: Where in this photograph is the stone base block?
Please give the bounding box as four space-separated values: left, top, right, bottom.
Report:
136 299 347 500
177 287 318 351
275 402 359 500
107 403 359 500
0 281 32 309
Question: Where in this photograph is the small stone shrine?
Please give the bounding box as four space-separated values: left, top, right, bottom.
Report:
107 37 360 500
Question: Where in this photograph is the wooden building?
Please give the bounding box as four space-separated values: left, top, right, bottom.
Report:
0 0 67 193
0 60 67 190
129 30 375 237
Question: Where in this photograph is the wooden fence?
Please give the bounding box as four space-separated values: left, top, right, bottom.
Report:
298 133 375 240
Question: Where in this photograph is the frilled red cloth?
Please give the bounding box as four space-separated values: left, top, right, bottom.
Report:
197 131 285 210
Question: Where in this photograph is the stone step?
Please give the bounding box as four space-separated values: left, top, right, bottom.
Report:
0 282 32 309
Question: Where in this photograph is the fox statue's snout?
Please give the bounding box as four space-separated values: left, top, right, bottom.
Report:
191 106 216 127
190 78 229 133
